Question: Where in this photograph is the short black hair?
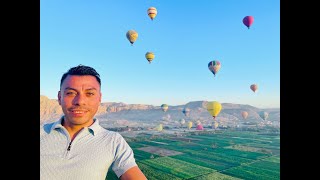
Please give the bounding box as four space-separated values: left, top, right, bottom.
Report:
60 64 101 88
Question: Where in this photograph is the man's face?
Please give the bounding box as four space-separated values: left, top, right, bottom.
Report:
58 75 101 127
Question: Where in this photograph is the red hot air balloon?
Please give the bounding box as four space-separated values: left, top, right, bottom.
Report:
250 84 258 93
243 16 254 29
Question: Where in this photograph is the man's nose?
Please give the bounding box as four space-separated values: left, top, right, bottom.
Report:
73 94 86 105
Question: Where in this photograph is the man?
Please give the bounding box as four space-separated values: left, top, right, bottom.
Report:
40 65 147 180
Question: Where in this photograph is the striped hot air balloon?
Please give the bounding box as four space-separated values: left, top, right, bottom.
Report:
147 7 157 20
208 60 221 77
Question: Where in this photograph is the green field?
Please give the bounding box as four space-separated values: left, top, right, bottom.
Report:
106 130 280 180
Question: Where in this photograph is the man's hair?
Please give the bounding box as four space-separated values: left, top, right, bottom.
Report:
60 64 101 88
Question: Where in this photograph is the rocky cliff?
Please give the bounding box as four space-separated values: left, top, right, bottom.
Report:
40 95 280 128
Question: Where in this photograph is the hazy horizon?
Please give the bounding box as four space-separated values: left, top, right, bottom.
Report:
40 94 279 109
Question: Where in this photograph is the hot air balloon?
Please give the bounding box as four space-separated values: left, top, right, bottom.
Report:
187 121 193 129
182 107 190 117
243 16 254 29
208 60 221 77
196 124 204 130
145 52 155 63
206 101 222 119
161 104 168 112
106 106 113 113
126 30 138 45
195 119 203 126
147 7 157 20
250 84 258 93
213 121 219 129
155 123 163 131
180 119 185 126
259 111 269 121
241 111 248 120
162 114 171 121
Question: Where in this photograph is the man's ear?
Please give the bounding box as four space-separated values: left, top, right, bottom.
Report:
58 91 61 105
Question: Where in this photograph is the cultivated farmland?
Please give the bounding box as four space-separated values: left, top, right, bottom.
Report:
106 129 280 180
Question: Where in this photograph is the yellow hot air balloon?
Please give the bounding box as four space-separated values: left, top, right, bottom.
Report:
147 7 157 20
126 30 138 45
156 123 163 131
213 121 219 129
145 52 155 63
187 121 193 129
206 101 222 119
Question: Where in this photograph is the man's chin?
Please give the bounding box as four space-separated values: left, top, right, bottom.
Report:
66 116 88 124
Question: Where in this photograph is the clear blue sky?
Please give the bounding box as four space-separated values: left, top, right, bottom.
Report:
40 0 280 108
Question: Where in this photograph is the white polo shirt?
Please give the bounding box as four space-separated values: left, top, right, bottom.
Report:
40 117 137 180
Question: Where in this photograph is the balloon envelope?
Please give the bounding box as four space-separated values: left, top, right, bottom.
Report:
208 60 221 77
250 84 258 93
213 121 219 129
126 30 138 45
145 52 155 63
147 7 157 20
241 111 248 119
161 104 169 112
196 124 204 130
156 124 163 131
182 107 190 117
206 101 222 119
187 121 193 129
106 106 113 113
180 119 185 125
243 16 254 29
259 111 269 120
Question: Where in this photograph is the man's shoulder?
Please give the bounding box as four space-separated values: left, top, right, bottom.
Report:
99 128 122 138
40 121 57 134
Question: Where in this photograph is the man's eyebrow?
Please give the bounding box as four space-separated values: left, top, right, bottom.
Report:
85 88 98 91
64 87 98 91
64 87 77 91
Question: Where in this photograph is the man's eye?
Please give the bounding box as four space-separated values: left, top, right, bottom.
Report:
87 92 95 96
66 92 76 96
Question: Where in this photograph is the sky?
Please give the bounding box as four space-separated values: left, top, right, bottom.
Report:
40 0 280 109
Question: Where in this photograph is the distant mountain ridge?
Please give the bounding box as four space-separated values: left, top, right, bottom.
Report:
40 95 280 128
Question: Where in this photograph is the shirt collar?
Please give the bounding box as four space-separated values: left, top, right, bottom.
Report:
50 116 103 135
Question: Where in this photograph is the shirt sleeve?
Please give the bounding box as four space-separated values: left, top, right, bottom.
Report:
111 133 138 178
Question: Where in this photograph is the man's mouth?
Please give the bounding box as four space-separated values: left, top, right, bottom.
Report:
69 109 88 115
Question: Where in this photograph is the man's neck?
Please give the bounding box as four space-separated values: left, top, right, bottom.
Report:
62 119 94 141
